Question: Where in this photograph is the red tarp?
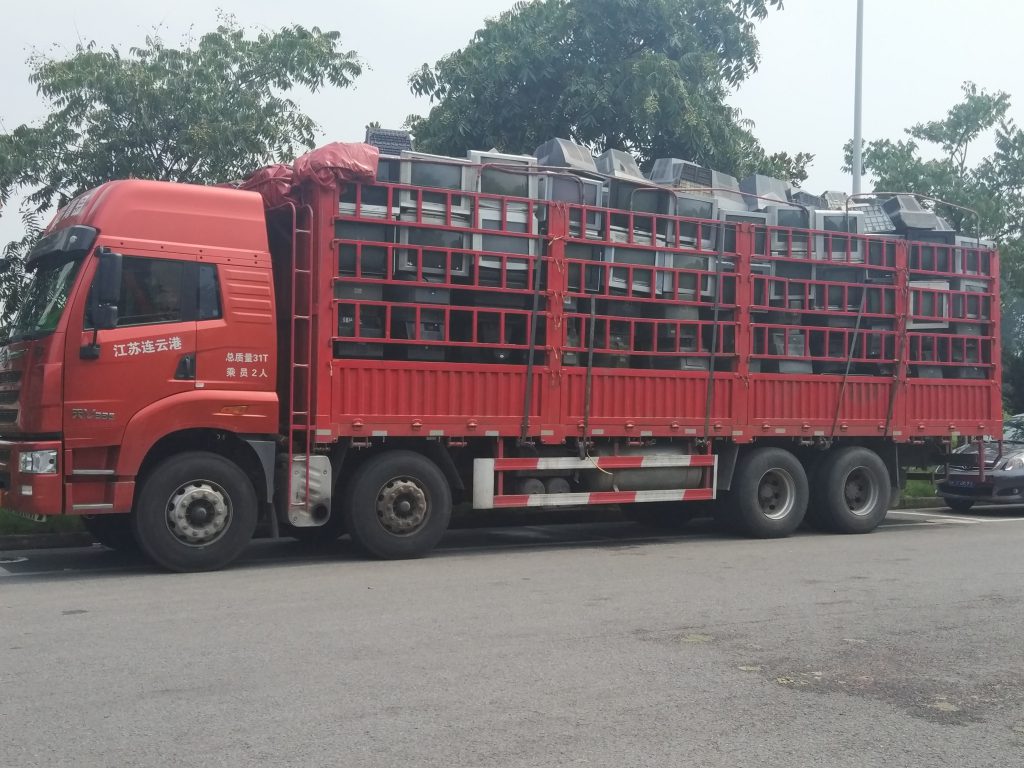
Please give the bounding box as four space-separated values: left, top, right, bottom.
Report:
240 142 380 207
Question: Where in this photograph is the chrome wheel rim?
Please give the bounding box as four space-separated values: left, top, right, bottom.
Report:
165 480 231 547
376 477 430 536
757 469 796 520
844 467 878 517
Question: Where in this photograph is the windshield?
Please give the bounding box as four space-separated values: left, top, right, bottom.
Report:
1004 421 1024 443
7 257 83 342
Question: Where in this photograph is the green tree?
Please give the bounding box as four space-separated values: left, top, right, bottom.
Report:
0 17 361 322
843 82 1024 410
407 0 809 181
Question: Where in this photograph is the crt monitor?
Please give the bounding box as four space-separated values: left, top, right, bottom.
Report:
534 138 599 174
467 150 538 200
397 226 471 277
400 151 476 213
607 179 674 214
814 210 865 260
765 206 812 255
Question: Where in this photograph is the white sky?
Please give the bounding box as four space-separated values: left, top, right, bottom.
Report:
2 0 1022 243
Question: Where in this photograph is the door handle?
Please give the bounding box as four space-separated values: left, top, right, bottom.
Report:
174 353 196 381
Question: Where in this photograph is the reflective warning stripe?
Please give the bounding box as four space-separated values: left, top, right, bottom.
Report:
491 487 715 509
492 455 714 472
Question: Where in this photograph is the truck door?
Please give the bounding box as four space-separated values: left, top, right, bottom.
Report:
63 251 198 459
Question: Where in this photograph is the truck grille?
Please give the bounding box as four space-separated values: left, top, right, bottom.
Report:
0 391 19 405
0 410 18 424
0 371 21 385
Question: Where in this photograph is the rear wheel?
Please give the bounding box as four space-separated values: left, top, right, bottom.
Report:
344 451 452 559
82 514 138 552
131 452 258 572
813 447 890 534
724 448 808 538
944 497 975 513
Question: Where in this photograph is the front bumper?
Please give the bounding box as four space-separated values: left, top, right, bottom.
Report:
0 439 64 517
936 470 1024 504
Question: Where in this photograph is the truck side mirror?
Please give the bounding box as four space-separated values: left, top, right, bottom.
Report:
93 250 122 330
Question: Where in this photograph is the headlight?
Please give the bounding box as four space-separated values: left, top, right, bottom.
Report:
18 450 58 474
1001 456 1024 472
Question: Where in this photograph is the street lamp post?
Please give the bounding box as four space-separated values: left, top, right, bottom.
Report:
852 0 864 195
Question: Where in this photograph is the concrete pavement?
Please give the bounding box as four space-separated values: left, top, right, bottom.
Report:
2 510 1023 767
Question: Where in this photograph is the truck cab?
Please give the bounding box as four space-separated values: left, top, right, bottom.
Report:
0 180 280 570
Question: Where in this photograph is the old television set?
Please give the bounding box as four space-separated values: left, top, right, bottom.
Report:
339 155 402 219
606 179 675 214
765 205 812 257
396 225 471 278
813 210 865 261
538 173 605 238
534 138 598 173
474 206 537 289
400 151 476 218
954 235 993 275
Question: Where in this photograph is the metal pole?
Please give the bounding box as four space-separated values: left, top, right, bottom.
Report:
851 0 865 195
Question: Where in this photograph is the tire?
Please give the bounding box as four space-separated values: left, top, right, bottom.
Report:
944 497 975 513
343 450 452 559
813 447 890 534
724 448 808 538
82 514 138 552
131 452 258 572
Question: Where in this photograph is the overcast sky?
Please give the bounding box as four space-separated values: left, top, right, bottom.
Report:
2 0 1023 243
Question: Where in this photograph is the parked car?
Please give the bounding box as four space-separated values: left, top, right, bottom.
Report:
935 416 1024 512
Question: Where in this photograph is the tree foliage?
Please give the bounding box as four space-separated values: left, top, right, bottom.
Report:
0 18 361 320
844 82 1024 410
407 0 809 181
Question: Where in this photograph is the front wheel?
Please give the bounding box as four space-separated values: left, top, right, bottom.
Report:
343 450 452 559
724 448 808 538
131 452 258 572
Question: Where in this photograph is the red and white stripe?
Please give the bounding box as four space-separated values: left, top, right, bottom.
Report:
473 455 717 510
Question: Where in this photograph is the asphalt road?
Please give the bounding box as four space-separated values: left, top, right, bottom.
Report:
2 509 1024 767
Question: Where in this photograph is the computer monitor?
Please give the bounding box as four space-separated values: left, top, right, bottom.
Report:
474 205 538 282
675 193 720 251
537 173 605 238
719 210 768 254
602 245 657 295
595 148 644 179
534 138 599 173
765 206 812 257
740 174 792 208
467 150 538 200
339 156 402 219
400 151 477 217
606 179 675 214
908 280 950 330
396 225 471 278
814 210 865 261
649 157 713 189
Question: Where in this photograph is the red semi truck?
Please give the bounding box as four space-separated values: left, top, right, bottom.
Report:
0 142 1002 571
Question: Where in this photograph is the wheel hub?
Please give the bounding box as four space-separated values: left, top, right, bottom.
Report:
166 481 231 546
843 467 878 516
757 469 795 520
376 478 429 535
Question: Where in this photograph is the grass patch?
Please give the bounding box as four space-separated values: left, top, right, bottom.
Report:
0 509 84 536
904 478 936 498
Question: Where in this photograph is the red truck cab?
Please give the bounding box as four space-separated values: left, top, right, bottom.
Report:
0 180 279 569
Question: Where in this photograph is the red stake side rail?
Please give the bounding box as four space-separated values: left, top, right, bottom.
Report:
297 177 1001 448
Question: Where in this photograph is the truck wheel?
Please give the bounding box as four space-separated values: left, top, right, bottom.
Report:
131 452 258 572
344 450 452 559
725 448 808 538
944 497 975 513
813 447 890 534
82 514 138 552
